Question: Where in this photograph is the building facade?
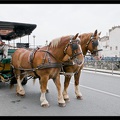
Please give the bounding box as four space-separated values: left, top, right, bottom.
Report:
99 26 120 58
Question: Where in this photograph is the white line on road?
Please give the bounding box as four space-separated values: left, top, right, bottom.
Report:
70 82 120 98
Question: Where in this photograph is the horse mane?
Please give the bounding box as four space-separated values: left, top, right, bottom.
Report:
79 32 93 44
49 37 61 48
49 35 71 48
79 32 92 39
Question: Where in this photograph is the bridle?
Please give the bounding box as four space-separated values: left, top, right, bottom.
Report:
63 36 83 60
86 34 102 55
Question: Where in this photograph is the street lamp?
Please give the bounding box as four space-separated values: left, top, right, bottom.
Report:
46 40 48 46
33 35 35 48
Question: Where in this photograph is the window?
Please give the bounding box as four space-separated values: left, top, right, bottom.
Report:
115 46 118 50
110 47 112 50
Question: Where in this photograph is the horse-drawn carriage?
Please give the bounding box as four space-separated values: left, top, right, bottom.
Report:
0 21 102 107
0 21 37 85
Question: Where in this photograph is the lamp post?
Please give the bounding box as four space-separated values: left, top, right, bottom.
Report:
33 35 35 48
45 40 48 46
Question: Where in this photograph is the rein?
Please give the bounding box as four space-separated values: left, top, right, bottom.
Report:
69 52 83 60
39 49 62 63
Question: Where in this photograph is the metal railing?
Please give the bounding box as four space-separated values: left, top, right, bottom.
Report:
84 60 120 75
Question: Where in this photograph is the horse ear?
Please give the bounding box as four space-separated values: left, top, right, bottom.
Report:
98 32 101 36
79 35 81 38
94 30 97 36
73 33 79 40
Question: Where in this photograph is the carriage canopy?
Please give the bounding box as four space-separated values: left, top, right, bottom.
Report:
0 21 37 41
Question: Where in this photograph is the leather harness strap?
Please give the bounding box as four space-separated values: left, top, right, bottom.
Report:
29 47 40 78
29 46 63 78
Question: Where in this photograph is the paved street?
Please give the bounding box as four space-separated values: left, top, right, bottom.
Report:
0 70 120 116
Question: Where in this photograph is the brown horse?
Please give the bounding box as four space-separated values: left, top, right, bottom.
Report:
61 30 101 101
11 33 84 107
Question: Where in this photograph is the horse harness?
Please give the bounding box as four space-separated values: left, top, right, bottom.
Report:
60 38 83 77
12 37 82 78
85 34 100 55
63 38 83 60
32 37 82 74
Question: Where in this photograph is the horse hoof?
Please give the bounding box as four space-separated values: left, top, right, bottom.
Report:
58 103 66 107
16 92 25 96
41 104 49 108
20 94 25 96
77 96 83 100
19 93 25 96
64 98 70 102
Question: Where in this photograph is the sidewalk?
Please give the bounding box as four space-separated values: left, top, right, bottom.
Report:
83 67 120 75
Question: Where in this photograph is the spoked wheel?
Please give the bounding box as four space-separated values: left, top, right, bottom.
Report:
21 77 28 85
10 75 28 85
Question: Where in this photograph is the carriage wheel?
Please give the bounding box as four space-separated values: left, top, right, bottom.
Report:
10 75 28 85
22 77 28 85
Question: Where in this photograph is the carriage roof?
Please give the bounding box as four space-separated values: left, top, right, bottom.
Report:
0 21 37 41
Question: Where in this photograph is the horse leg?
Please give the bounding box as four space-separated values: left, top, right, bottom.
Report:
39 76 49 107
16 75 25 96
62 75 72 102
53 75 66 107
74 69 83 100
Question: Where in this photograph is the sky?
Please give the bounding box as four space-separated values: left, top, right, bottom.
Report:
0 4 120 46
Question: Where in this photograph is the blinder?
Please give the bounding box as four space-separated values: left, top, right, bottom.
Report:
92 39 98 47
71 43 78 50
69 38 80 53
86 35 102 55
64 37 82 60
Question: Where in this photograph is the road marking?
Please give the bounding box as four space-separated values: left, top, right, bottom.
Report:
70 82 120 98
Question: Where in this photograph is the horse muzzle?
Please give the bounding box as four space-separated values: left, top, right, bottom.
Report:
73 57 84 67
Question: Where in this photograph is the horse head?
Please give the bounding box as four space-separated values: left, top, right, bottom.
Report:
62 33 84 66
79 30 102 60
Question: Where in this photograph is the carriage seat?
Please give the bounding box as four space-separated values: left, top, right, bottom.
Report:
0 49 16 63
1 58 11 64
